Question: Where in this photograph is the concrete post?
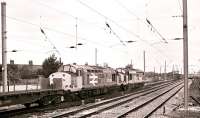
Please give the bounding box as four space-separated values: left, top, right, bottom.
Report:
182 0 188 110
1 2 7 92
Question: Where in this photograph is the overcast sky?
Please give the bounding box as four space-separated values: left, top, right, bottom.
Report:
1 0 200 73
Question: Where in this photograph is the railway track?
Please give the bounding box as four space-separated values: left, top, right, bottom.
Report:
47 80 182 118
0 80 179 117
118 82 183 118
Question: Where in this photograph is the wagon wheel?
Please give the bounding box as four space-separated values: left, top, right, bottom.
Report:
38 95 52 106
24 103 31 108
52 95 64 104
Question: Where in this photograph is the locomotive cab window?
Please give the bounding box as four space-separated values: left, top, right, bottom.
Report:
63 65 76 73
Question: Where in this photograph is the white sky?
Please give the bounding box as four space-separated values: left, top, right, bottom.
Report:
1 0 200 73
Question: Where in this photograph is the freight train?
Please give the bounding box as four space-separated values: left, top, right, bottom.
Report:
40 64 145 91
24 64 149 106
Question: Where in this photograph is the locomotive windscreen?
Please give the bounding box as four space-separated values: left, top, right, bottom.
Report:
63 65 76 73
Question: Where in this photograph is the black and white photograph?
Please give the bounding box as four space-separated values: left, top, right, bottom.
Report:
0 0 200 117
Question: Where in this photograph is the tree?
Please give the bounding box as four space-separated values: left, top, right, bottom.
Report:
20 65 35 79
36 68 43 75
7 64 20 82
42 54 61 78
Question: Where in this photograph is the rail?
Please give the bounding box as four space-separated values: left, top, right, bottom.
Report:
51 80 182 118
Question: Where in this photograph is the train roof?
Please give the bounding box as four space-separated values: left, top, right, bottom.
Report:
60 64 142 74
62 64 114 72
116 67 143 74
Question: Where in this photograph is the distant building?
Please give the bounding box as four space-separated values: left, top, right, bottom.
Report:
14 61 41 70
29 60 33 65
9 60 41 71
15 64 42 72
10 60 14 65
0 61 43 82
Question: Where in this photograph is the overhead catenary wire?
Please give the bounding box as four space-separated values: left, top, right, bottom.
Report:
7 16 126 52
105 22 126 46
32 0 172 63
9 37 50 49
7 15 61 56
27 0 143 52
116 0 176 64
6 15 119 51
76 0 174 63
76 0 140 39
9 4 166 60
116 0 168 44
32 0 105 30
115 0 142 22
6 34 61 54
177 0 183 12
146 18 168 43
77 0 166 46
76 0 151 48
6 16 94 45
6 16 75 38
36 0 127 47
31 0 126 47
34 0 76 19
35 0 127 47
40 27 61 56
7 1 177 68
32 0 170 62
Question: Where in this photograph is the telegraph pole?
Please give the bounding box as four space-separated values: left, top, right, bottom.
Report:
160 66 162 79
154 67 155 80
143 51 146 80
164 60 166 80
183 0 188 110
172 64 174 80
95 48 97 66
75 17 78 49
1 2 7 92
